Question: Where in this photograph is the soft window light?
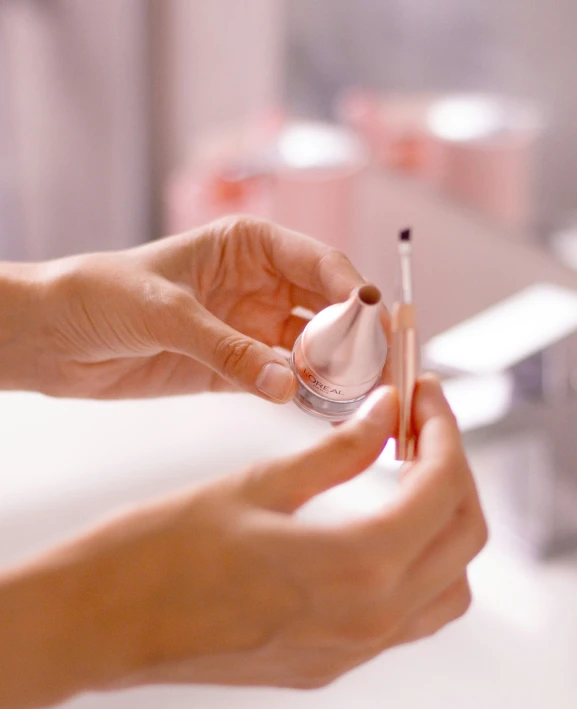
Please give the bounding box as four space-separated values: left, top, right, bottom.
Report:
276 122 364 169
424 283 577 375
428 96 506 142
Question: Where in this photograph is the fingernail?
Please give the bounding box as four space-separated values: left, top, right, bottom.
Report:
354 387 394 424
257 363 295 402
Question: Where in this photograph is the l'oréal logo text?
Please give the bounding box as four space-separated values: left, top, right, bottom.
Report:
303 369 343 396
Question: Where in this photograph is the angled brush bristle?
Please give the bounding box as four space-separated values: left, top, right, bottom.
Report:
399 228 412 242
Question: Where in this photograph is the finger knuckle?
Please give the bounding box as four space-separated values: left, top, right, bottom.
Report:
309 674 336 690
472 514 489 555
336 540 400 601
322 248 354 272
285 657 347 691
414 618 445 641
290 674 335 691
459 508 489 559
453 581 473 619
214 335 257 375
354 552 401 595
341 612 394 647
223 214 272 244
316 248 355 286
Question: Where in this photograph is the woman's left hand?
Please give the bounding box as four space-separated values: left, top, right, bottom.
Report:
2 216 388 400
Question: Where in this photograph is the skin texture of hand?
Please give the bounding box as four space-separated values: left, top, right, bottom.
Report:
0 376 487 707
0 216 389 400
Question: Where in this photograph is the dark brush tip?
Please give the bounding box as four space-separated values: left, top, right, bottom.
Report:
399 228 412 242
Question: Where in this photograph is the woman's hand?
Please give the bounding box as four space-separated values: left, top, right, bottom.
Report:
0 377 487 707
122 378 486 690
0 217 387 400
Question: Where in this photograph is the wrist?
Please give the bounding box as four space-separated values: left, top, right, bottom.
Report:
0 262 49 391
0 538 143 708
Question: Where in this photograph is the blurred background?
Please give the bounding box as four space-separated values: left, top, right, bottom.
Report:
1 1 577 708
1 0 577 265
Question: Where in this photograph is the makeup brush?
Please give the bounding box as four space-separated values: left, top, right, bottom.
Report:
393 228 418 461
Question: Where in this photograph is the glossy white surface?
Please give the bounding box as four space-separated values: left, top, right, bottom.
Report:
0 391 576 708
425 283 577 375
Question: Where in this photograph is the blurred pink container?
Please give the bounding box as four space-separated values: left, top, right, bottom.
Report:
269 122 369 254
165 118 370 257
338 91 543 234
337 91 445 182
165 167 273 234
427 95 542 234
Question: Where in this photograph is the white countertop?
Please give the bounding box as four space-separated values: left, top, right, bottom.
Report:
1 390 576 709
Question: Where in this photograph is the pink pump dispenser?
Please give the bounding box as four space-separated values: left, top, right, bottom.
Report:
291 284 387 422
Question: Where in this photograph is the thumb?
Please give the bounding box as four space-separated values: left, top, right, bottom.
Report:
153 290 297 403
253 387 398 514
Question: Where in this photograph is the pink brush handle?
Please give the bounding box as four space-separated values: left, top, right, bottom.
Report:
392 303 418 462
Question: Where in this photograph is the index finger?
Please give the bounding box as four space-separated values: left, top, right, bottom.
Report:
266 224 391 371
265 223 366 304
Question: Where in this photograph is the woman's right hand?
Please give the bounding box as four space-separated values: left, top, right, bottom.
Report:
0 377 487 707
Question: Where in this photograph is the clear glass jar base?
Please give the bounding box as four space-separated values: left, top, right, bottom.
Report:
292 377 371 423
